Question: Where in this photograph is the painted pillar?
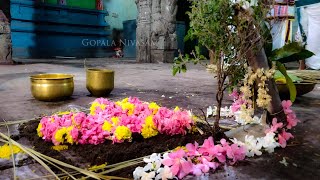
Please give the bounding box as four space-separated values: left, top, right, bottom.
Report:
0 0 13 64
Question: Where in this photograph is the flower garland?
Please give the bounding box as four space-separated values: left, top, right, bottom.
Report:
231 66 276 125
134 100 299 179
37 97 194 145
133 137 246 180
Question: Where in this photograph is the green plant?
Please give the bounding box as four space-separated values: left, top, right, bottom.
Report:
172 0 301 126
268 42 314 102
173 0 273 130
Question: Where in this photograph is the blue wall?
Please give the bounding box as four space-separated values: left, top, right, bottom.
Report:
11 0 113 58
103 0 137 30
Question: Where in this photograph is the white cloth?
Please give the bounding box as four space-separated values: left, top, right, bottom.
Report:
300 3 320 70
271 20 293 50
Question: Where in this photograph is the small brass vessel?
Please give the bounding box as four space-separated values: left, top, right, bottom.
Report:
86 68 114 97
30 74 74 101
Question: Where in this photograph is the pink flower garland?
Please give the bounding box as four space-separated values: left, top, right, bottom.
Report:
155 137 246 179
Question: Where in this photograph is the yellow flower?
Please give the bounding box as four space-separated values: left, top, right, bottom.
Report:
52 145 68 151
174 106 180 112
71 114 76 125
0 144 23 159
102 121 112 132
121 97 129 103
111 117 120 125
120 102 135 116
114 126 132 141
148 102 160 114
37 123 43 137
115 98 129 106
54 127 68 144
90 102 106 115
141 116 158 139
66 126 75 144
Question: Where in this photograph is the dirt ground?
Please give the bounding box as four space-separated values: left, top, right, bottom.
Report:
0 58 319 179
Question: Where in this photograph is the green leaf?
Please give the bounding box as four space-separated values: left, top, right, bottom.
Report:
195 46 201 56
181 64 187 73
276 62 297 102
172 66 179 76
271 42 314 63
274 70 303 83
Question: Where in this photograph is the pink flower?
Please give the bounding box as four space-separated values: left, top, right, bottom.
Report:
95 98 112 106
191 164 205 176
220 139 246 164
198 137 226 163
191 158 219 176
278 129 294 148
162 149 193 179
128 96 142 104
133 104 152 116
39 116 59 141
186 142 201 157
265 118 283 134
286 113 299 129
282 100 293 114
70 128 79 141
154 108 193 136
230 98 246 113
120 115 143 133
229 89 240 99
73 112 87 126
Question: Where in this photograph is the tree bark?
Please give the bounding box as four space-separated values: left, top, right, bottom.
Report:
246 46 287 124
238 8 287 124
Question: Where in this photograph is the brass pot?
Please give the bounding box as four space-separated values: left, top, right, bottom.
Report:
86 68 114 97
30 74 74 101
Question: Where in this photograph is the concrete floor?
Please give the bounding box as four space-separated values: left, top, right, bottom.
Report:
0 58 319 179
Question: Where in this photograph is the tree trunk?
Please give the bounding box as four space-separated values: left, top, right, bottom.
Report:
237 8 287 124
246 47 287 124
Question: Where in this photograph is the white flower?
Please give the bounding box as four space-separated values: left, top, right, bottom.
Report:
162 152 169 160
133 167 156 180
252 115 262 124
279 157 288 167
155 166 174 180
234 111 246 125
206 106 213 117
133 167 145 180
261 132 280 153
142 171 156 180
220 106 233 117
230 138 245 147
244 135 263 157
143 153 162 171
